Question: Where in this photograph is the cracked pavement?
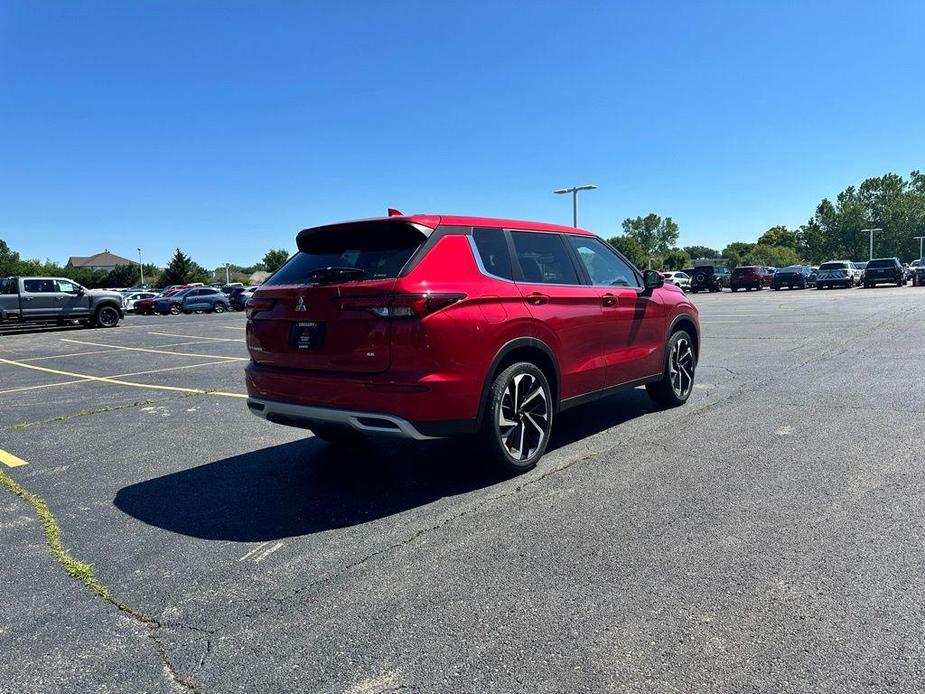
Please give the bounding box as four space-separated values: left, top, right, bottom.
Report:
1 287 924 692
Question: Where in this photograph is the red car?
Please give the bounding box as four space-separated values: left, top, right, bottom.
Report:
730 265 774 291
245 214 700 473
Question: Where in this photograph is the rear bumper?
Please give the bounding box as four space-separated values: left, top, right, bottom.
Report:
245 361 481 436
247 397 437 440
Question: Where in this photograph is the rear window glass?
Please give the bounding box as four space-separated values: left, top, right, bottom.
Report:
819 262 848 270
269 224 425 285
511 231 580 285
732 267 754 275
867 259 897 268
779 266 803 272
473 227 514 280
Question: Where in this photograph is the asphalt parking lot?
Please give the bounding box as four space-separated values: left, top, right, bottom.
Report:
2 286 924 693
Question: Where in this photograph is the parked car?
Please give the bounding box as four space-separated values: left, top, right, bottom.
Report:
684 266 727 293
123 291 158 312
661 271 691 291
771 265 814 290
730 266 773 291
245 213 700 473
135 287 183 315
179 287 231 313
862 257 906 287
152 287 197 315
911 264 925 286
229 286 258 311
815 260 861 289
906 259 923 281
0 276 124 328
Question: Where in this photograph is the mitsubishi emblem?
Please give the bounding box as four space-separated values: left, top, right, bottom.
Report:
295 296 307 312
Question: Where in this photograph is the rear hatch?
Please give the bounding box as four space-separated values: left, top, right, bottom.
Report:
247 218 434 373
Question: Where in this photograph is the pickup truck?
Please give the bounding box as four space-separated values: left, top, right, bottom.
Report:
0 277 125 328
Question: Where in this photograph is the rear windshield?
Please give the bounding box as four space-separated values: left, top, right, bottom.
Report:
732 267 755 275
867 259 896 269
778 266 803 273
268 224 425 286
819 262 848 270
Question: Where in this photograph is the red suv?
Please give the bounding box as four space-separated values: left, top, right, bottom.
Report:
245 214 700 473
730 265 773 291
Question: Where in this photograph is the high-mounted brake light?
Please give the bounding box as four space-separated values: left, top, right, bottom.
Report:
334 293 465 319
245 297 275 319
387 208 403 217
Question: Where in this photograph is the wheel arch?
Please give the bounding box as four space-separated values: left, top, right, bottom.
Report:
477 337 561 426
668 313 699 359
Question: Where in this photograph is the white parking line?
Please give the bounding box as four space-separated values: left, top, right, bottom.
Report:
148 331 245 343
59 338 248 361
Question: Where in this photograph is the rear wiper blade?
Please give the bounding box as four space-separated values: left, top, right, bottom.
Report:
305 266 366 282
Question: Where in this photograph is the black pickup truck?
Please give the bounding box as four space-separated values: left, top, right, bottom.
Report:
0 277 124 328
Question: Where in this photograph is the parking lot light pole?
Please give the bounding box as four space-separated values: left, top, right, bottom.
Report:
554 184 597 227
861 228 882 260
137 248 144 285
914 236 925 260
225 263 230 284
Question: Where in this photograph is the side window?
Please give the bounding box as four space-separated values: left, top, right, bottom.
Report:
567 236 640 288
510 231 579 285
55 280 78 293
472 227 513 280
1 279 15 295
23 279 56 293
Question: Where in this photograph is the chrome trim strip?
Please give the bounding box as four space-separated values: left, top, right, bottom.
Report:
247 397 437 440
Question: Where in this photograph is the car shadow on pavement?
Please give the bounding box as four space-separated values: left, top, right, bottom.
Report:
114 389 655 541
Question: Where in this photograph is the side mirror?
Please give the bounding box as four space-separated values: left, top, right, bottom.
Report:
643 270 664 292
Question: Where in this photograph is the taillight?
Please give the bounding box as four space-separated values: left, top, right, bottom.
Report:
335 293 465 319
245 297 275 319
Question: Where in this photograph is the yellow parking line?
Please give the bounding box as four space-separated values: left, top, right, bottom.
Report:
22 348 126 362
224 326 246 330
59 338 249 361
0 450 28 467
0 379 94 395
113 360 241 378
148 331 245 342
0 357 247 398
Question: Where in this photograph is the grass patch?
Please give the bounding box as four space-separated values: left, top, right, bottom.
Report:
7 392 203 432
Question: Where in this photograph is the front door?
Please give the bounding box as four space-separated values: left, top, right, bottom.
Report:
509 230 605 399
565 235 665 386
54 279 91 317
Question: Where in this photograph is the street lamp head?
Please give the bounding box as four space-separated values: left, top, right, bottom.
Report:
574 184 598 192
554 184 597 194
553 188 570 195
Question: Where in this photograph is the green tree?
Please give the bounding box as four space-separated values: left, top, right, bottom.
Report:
0 240 22 275
756 225 800 250
683 245 719 260
159 249 200 286
606 235 648 269
262 249 290 273
621 213 679 255
746 244 801 267
662 248 692 270
104 263 141 287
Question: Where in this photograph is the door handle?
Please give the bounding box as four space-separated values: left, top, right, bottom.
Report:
526 292 549 306
23 297 32 301
602 293 617 307
56 297 64 301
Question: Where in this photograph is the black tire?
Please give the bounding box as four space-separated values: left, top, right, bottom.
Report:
646 330 696 408
773 286 780 291
480 362 553 474
92 305 120 328
170 304 181 315
310 425 366 446
213 302 226 314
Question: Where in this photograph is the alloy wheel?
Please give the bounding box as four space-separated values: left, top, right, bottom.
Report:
668 337 695 399
497 372 550 462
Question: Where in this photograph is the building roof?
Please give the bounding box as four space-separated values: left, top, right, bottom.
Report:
66 250 134 268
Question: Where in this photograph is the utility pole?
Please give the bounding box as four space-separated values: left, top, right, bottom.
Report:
553 184 598 227
137 248 144 285
914 236 925 261
225 263 230 284
861 228 882 260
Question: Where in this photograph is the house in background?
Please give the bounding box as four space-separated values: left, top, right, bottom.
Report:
66 250 134 272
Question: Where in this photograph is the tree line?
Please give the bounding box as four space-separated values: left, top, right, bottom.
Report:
608 170 925 270
0 242 292 289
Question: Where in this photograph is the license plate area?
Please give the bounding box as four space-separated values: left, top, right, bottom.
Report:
289 321 325 350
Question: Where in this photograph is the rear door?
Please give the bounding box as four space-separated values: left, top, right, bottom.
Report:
20 278 59 318
565 235 664 385
508 230 604 399
247 219 431 373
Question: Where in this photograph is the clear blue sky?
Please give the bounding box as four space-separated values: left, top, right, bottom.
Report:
2 1 923 268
